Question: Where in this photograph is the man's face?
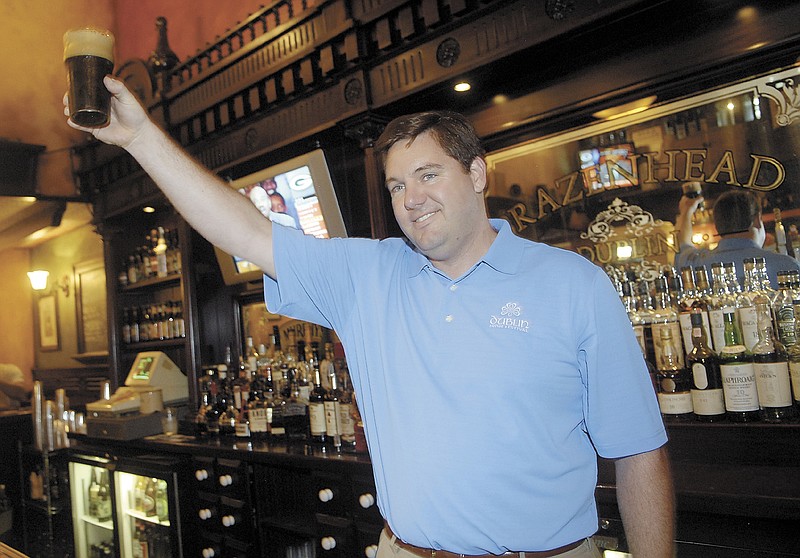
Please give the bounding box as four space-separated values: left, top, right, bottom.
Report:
384 131 487 267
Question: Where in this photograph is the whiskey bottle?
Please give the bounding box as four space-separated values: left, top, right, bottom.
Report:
87 469 100 517
234 399 252 440
324 360 343 452
651 275 685 369
751 301 796 422
707 262 734 351
718 306 760 422
96 470 112 522
338 372 357 451
787 300 800 409
686 308 726 421
736 258 760 352
308 345 328 446
654 327 694 421
245 336 258 375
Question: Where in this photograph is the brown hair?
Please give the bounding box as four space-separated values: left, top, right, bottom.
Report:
713 189 761 235
375 111 485 173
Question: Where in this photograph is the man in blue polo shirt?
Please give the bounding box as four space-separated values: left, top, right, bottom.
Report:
67 77 674 558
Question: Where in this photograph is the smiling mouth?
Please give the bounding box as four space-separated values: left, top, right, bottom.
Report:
414 212 436 224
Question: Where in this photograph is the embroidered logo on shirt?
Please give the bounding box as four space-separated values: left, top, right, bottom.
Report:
489 302 530 332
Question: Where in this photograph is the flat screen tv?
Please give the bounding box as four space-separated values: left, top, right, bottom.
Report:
215 148 347 285
578 143 636 191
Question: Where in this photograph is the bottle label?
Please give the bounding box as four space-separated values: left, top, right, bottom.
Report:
249 407 268 434
691 388 726 415
309 402 327 435
753 362 793 407
339 403 356 438
737 306 759 351
720 362 759 411
657 392 693 414
324 400 342 436
235 421 251 438
790 361 800 401
708 308 726 351
691 363 709 389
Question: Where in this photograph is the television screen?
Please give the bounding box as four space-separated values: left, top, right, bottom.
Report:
578 143 636 191
215 148 347 285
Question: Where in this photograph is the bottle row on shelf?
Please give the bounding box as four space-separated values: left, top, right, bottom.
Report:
122 301 186 344
194 328 360 452
613 257 800 424
117 226 182 287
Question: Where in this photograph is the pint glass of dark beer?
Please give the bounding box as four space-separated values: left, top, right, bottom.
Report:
63 27 115 127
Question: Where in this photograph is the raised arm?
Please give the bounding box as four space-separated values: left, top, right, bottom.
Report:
675 195 703 250
615 446 675 558
65 76 277 279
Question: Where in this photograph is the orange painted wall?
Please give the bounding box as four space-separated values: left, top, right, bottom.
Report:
114 0 286 63
0 249 34 391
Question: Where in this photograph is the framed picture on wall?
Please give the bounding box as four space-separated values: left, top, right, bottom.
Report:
37 294 60 351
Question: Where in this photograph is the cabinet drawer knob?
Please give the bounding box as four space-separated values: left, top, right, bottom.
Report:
202 547 218 558
318 488 334 502
195 469 209 481
358 493 375 508
198 508 213 520
365 544 378 558
219 474 233 486
222 514 237 527
321 536 337 550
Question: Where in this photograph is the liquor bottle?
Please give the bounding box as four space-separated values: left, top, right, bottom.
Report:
87 469 100 517
122 307 132 344
155 226 168 278
686 308 726 421
718 306 761 422
676 267 699 356
96 470 112 522
771 271 798 346
282 377 308 442
245 336 258 375
708 263 732 350
650 275 685 370
127 254 139 285
194 389 212 437
751 301 796 422
249 391 269 442
654 327 694 421
320 342 336 391
155 479 169 522
134 475 147 512
235 399 252 440
621 280 647 355
296 340 312 404
774 208 791 257
736 258 761 351
205 384 221 437
338 372 357 451
788 300 800 409
144 477 157 517
324 367 343 452
308 344 328 446
148 16 180 83
692 265 716 350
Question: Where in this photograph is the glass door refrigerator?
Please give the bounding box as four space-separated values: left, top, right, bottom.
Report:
113 456 184 558
69 453 117 558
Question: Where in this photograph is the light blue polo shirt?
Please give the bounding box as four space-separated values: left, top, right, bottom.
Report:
264 219 666 554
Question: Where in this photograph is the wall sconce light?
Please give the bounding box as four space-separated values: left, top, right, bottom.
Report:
27 270 71 297
27 270 49 291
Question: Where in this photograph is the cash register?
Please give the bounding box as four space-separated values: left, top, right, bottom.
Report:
86 351 189 440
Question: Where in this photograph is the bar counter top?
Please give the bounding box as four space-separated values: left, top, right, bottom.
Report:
69 420 800 522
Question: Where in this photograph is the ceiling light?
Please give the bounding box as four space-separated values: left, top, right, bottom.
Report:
454 82 471 92
143 206 156 213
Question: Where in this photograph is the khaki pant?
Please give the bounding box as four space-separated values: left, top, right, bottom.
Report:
377 529 603 558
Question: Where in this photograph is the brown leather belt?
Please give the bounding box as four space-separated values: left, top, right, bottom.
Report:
383 524 585 558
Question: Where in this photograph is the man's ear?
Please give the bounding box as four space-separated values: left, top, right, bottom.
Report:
752 213 764 229
469 157 488 194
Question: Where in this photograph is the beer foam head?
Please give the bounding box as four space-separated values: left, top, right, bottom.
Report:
63 28 114 62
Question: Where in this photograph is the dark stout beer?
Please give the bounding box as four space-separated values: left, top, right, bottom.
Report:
63 28 115 127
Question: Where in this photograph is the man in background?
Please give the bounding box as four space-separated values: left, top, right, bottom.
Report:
675 188 800 286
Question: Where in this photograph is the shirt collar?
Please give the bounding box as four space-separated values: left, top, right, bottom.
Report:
406 219 525 278
715 237 762 250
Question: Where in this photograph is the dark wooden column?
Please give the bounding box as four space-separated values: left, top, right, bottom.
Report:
344 115 390 240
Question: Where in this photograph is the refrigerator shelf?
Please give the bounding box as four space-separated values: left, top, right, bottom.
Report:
124 508 171 528
78 513 113 530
